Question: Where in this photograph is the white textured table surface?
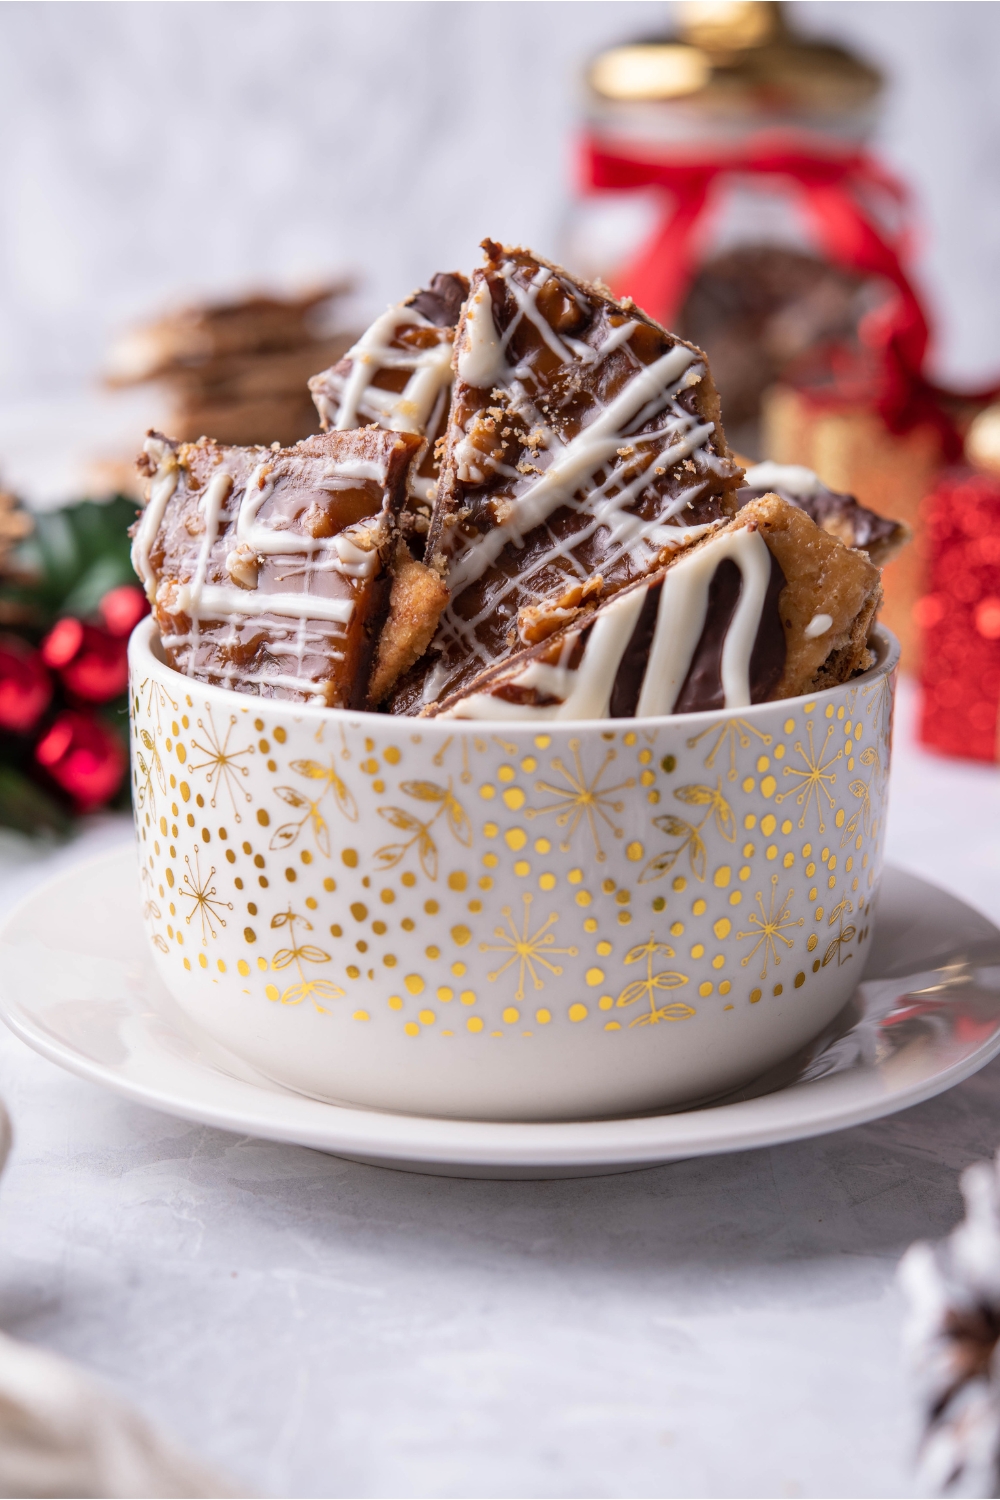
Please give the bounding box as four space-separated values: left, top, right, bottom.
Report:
0 678 997 1500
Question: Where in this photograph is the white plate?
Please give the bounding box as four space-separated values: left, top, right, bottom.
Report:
1 848 998 1179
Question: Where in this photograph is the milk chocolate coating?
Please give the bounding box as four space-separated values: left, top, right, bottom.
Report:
393 244 744 713
136 429 418 708
608 550 787 717
431 546 787 720
737 483 900 559
674 559 744 714
747 547 788 701
406 273 468 329
608 585 660 719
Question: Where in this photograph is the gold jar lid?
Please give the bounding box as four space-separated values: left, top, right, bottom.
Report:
589 2 881 123
965 404 1000 477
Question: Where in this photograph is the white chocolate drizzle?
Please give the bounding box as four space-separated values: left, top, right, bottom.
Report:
132 436 179 599
326 304 454 436
457 281 505 388
637 525 772 716
441 525 775 722
310 302 455 506
148 442 403 701
743 461 822 500
804 612 833 639
174 584 355 626
235 459 385 567
446 343 705 596
443 588 646 721
183 469 234 657
425 253 732 703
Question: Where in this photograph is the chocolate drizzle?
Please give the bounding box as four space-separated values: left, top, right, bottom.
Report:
307 274 469 537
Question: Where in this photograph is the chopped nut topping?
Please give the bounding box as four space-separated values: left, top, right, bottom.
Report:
225 542 261 590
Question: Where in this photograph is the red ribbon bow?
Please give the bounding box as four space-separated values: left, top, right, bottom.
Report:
583 130 994 458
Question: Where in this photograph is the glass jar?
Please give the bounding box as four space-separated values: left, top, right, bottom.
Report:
564 1 887 455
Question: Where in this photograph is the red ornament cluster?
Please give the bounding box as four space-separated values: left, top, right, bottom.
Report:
0 584 148 811
917 471 1000 762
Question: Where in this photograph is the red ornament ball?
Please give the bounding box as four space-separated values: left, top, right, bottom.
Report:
41 618 128 704
99 585 148 639
35 710 127 811
0 635 52 733
918 471 1000 762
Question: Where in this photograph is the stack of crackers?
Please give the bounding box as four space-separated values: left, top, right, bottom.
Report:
107 286 355 449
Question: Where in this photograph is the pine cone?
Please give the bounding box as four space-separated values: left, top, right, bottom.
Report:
0 488 32 570
900 1155 1000 1495
0 487 36 628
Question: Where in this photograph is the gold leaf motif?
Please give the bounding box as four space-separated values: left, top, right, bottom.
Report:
839 776 873 847
638 847 685 883
417 831 437 880
445 797 473 847
274 787 309 809
270 756 357 854
615 935 692 1026
268 907 343 1014
279 980 343 1010
374 779 470 879
638 778 731 883
400 780 448 802
673 780 736 842
823 900 857 967
373 843 407 871
296 944 332 965
380 807 423 833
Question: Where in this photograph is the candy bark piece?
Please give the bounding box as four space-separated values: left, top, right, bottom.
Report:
392 240 744 714
430 494 880 720
106 285 350 384
738 460 910 568
368 542 450 707
309 273 469 530
742 493 881 695
132 427 420 708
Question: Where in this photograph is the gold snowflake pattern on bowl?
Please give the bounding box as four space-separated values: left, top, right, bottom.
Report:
131 657 895 1046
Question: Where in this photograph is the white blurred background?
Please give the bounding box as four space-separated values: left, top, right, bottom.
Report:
0 0 998 493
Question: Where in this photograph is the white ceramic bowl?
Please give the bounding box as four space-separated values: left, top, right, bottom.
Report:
128 618 898 1121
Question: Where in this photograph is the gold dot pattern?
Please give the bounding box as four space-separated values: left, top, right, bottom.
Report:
132 668 893 1043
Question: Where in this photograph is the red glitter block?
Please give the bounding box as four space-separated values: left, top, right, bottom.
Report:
917 471 1000 762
